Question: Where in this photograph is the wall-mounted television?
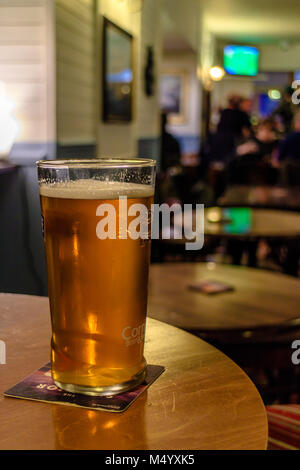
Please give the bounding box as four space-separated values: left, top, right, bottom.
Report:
223 45 259 77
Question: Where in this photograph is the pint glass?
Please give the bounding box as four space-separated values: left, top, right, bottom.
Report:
37 159 156 396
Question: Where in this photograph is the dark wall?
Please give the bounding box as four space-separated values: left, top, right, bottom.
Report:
56 144 97 159
0 165 47 296
0 143 97 296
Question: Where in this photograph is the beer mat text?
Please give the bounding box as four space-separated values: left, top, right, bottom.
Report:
4 363 165 412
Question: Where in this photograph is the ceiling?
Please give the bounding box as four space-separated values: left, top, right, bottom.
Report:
161 0 300 54
161 0 200 52
203 0 300 44
163 33 195 53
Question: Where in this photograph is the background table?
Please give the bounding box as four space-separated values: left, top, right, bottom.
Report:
160 206 300 244
205 207 300 239
0 294 267 450
160 207 300 274
219 185 300 211
148 263 300 333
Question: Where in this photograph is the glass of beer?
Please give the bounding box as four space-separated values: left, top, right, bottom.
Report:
37 159 156 396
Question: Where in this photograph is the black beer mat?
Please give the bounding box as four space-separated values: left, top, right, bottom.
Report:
4 363 165 413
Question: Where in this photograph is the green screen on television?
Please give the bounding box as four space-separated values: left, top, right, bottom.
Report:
223 208 252 235
223 45 259 77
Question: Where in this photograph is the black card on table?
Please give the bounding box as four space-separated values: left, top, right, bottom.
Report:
4 363 165 413
188 280 235 295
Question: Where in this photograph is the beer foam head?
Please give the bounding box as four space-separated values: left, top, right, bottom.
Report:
39 179 154 199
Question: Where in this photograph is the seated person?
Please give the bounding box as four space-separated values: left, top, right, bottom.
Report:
278 110 300 162
226 120 279 185
235 119 278 161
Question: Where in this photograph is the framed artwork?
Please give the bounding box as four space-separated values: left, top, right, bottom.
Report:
102 18 133 122
159 71 189 125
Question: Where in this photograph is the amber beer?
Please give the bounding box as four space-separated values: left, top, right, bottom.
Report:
39 172 154 396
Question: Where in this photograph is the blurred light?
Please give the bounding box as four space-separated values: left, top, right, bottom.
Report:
0 82 20 158
209 66 225 81
268 89 281 100
107 69 132 83
207 207 222 223
242 331 253 338
102 420 116 429
196 65 202 80
121 84 130 95
250 115 259 126
207 262 216 271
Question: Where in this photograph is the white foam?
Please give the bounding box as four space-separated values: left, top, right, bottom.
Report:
39 179 154 200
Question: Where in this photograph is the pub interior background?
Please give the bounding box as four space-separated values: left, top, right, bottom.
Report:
1 0 300 448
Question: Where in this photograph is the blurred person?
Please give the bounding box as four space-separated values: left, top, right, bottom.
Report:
255 119 279 159
160 112 181 172
210 94 252 163
217 94 251 138
278 110 300 162
236 119 278 161
240 97 253 115
239 97 253 138
159 112 187 204
270 85 295 134
226 119 279 187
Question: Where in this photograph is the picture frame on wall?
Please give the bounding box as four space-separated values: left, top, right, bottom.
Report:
102 18 133 123
159 71 189 125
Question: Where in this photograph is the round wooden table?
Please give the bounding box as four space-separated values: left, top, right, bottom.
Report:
148 263 300 333
0 294 267 450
